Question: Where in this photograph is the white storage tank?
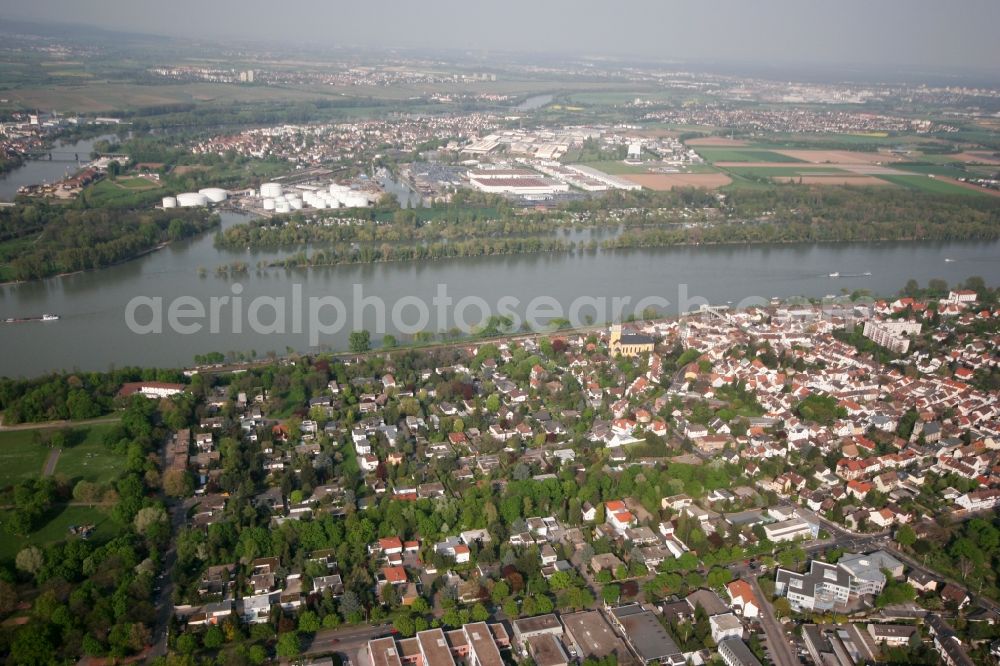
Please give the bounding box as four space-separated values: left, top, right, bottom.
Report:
162 196 177 209
198 187 228 203
275 200 290 213
260 182 283 198
345 192 370 208
262 198 275 211
176 192 209 207
289 198 303 210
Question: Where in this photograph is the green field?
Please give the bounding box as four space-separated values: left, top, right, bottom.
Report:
893 162 980 179
82 178 168 208
877 174 985 196
695 148 806 163
0 430 51 487
114 176 160 190
0 505 119 560
55 424 123 484
0 423 120 488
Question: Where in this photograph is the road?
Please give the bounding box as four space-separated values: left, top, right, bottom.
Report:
41 447 61 476
302 622 392 661
743 574 801 666
149 432 196 660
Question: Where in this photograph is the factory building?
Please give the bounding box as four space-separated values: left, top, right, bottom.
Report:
468 169 568 196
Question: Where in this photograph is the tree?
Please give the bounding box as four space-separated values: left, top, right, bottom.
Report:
73 480 103 505
382 335 398 349
276 632 300 659
895 524 916 549
601 584 621 605
772 597 791 618
247 645 267 665
471 602 489 622
491 580 509 604
394 613 416 637
202 626 224 649
349 330 371 354
134 505 168 535
163 469 194 497
16 546 44 576
9 622 55 665
298 610 321 633
176 633 198 655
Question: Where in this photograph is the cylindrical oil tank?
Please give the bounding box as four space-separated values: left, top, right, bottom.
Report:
260 182 283 198
162 196 177 208
176 192 209 207
262 198 275 211
198 187 228 203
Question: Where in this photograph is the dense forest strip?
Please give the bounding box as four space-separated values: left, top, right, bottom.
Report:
0 203 218 282
263 237 576 269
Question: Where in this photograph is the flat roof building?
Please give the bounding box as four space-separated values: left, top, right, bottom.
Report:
512 614 563 644
560 610 636 664
608 604 685 666
718 637 763 666
417 628 455 666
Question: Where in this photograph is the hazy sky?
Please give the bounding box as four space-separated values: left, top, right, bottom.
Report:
4 0 1000 70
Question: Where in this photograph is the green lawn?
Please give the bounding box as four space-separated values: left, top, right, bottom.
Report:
0 430 50 487
82 178 167 208
114 176 159 190
877 174 986 196
55 424 122 484
0 423 119 488
0 505 119 560
695 148 806 163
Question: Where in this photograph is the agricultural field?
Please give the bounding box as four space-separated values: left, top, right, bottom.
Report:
685 137 749 147
722 166 851 177
877 174 989 196
773 175 890 187
694 148 806 163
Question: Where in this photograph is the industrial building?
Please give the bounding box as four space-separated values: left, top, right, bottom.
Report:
467 169 569 196
565 164 642 191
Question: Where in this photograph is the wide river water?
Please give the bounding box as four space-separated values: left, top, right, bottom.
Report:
2 139 999 377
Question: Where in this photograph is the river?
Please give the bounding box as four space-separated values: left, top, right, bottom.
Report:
1 207 998 377
515 94 554 111
0 135 115 202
